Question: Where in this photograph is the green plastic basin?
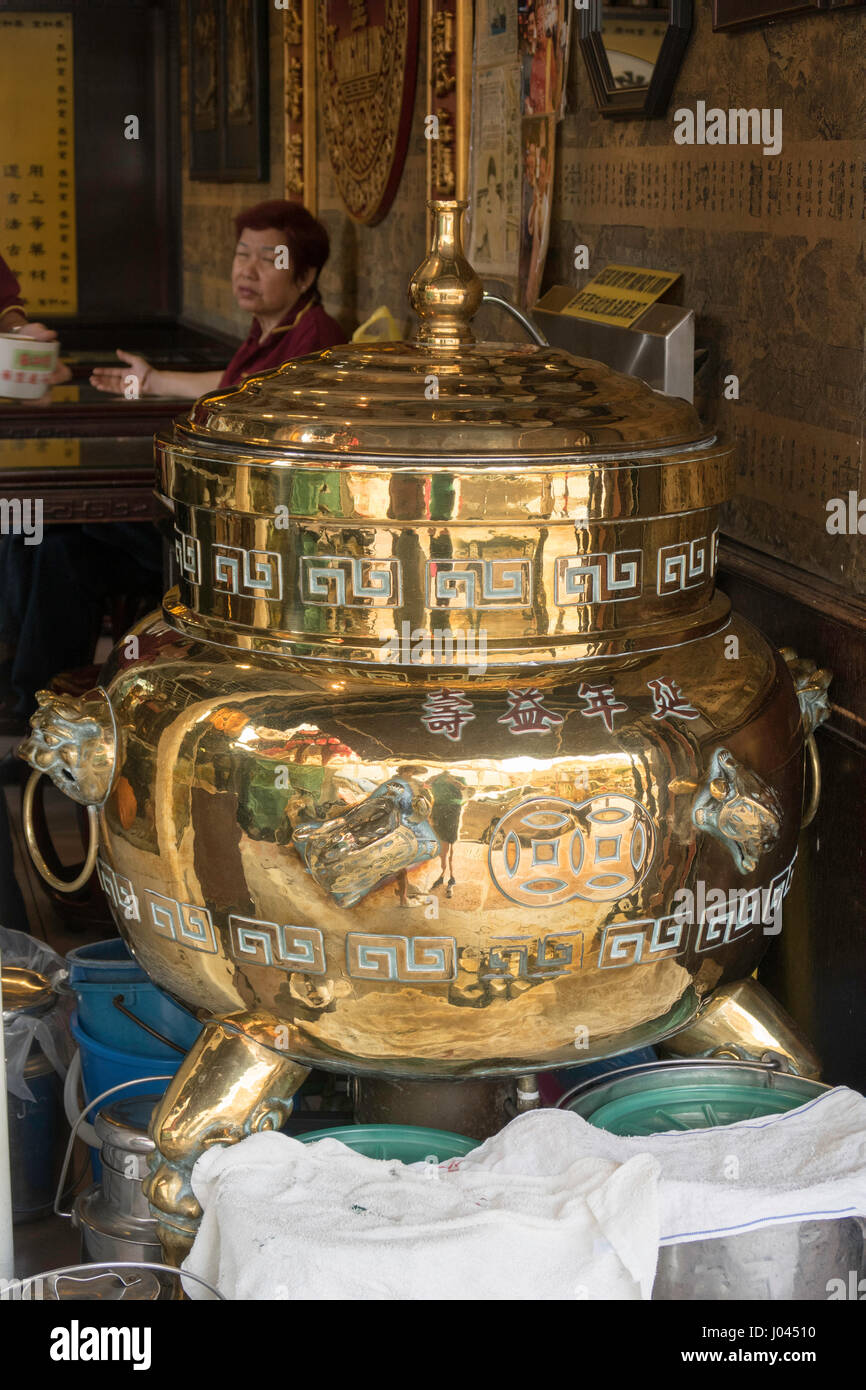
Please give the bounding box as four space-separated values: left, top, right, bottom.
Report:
296 1123 477 1163
558 1061 828 1136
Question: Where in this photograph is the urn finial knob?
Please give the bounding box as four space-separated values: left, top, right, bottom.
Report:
409 199 483 349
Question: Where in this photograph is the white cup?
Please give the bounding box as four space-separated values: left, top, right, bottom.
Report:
0 330 59 400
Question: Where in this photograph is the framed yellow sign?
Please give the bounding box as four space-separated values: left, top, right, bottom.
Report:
0 12 78 316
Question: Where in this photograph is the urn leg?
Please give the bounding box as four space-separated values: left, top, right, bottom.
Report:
143 1019 310 1265
661 979 821 1079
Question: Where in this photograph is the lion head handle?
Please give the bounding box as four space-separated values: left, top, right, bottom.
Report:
17 687 116 805
780 649 832 738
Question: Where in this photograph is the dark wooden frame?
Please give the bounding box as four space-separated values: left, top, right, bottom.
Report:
713 0 865 31
188 0 269 183
578 1 692 119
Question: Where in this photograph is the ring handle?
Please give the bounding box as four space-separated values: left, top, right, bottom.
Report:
801 732 822 828
22 768 99 894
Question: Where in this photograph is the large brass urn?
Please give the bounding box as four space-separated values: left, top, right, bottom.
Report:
20 203 829 1259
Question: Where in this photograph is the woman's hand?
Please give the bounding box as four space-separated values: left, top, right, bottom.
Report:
90 349 162 397
9 320 57 341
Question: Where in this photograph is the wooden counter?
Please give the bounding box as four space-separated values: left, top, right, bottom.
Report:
0 320 233 524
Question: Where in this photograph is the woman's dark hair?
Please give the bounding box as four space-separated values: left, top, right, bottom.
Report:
234 200 330 292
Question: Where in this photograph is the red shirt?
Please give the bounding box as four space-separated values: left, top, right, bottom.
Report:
218 292 346 389
0 254 24 320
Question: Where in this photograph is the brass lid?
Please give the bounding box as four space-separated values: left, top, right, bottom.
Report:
178 340 706 461
169 201 708 464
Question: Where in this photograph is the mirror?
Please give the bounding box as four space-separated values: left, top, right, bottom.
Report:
578 1 692 119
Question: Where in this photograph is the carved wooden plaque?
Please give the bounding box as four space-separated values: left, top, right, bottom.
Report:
426 0 471 205
317 0 420 226
282 0 317 210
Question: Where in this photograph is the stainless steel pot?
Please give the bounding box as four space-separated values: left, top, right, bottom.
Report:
72 1095 162 1266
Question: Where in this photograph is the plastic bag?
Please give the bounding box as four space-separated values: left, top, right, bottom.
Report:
1 927 73 1103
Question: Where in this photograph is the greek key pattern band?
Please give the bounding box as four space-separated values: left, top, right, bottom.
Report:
657 530 719 596
229 916 326 974
345 933 457 981
174 531 201 585
426 558 533 609
300 555 402 608
597 853 797 969
143 889 219 956
173 529 719 610
100 863 790 982
174 531 282 599
96 859 139 922
554 550 642 606
213 545 283 600
480 930 585 982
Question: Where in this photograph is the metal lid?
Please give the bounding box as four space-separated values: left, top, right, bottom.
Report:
175 343 705 462
94 1094 157 1171
1 966 54 1020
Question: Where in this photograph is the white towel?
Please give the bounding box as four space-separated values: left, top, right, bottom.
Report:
454 1087 866 1245
183 1128 661 1301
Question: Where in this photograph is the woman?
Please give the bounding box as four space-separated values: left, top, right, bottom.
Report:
0 203 345 738
91 200 346 397
0 256 74 738
1 251 52 339
0 251 72 382
427 769 468 901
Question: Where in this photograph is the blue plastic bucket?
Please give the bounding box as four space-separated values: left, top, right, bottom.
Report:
70 1013 180 1114
73 981 201 1059
70 1012 180 1179
67 938 145 984
66 939 201 1058
552 1046 658 1092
